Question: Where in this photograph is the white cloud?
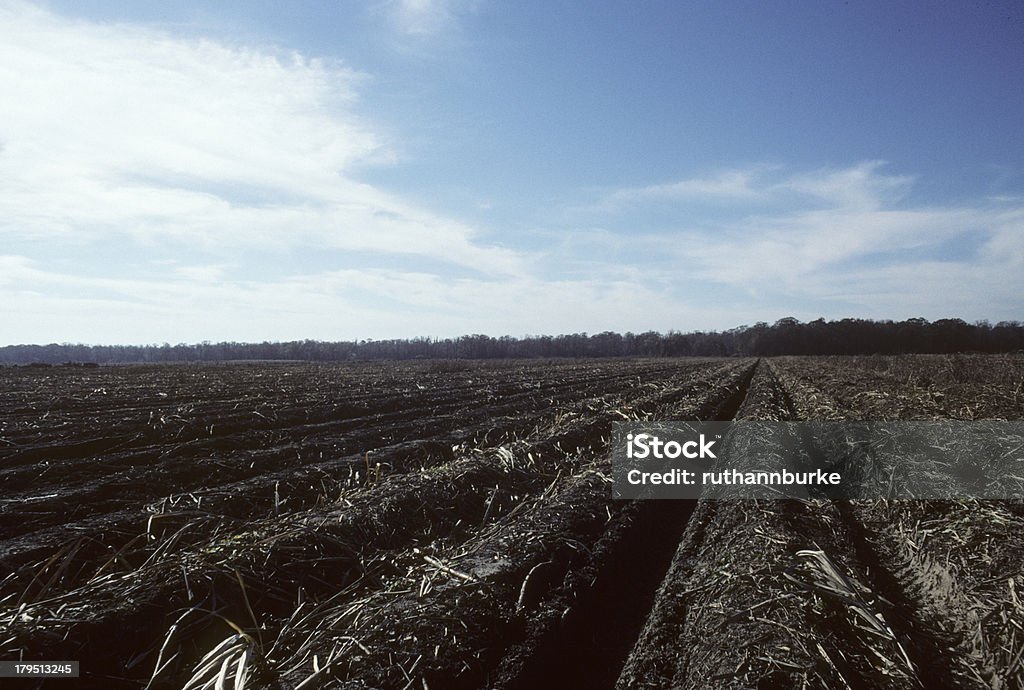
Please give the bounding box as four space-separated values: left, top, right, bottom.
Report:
173 264 229 283
678 206 987 287
0 256 735 343
774 160 914 210
594 161 913 211
0 1 519 275
388 0 460 36
589 162 1024 320
598 168 768 209
0 1 1017 344
794 259 1023 319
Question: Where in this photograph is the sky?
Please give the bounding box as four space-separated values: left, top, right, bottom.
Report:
1 0 1022 345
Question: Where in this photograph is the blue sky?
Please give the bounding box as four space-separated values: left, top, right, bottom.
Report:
1 0 1022 344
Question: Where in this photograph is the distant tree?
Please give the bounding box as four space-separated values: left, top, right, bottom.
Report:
2 318 1023 364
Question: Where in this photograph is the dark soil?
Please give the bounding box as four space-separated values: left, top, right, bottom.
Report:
2 355 1021 689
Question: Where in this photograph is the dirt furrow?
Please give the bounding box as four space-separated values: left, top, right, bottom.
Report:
0 361 743 688
0 362 716 601
256 362 756 690
491 360 758 689
617 361 925 689
773 356 1024 688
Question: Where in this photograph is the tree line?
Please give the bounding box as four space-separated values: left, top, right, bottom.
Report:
2 318 1022 364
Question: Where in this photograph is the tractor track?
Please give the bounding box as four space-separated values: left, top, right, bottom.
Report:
493 359 760 689
768 360 966 689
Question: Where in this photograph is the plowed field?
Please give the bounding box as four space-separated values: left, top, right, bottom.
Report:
1 355 1021 689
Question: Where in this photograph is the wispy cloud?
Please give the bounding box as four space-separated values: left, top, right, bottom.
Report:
679 205 1014 286
774 160 914 210
1 255 732 343
592 161 912 212
0 0 1018 344
579 161 1024 321
596 168 768 210
387 0 459 36
0 0 517 274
